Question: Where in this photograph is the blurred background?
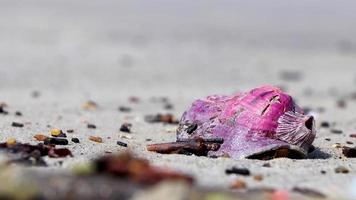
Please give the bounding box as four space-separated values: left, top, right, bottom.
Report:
1 0 356 97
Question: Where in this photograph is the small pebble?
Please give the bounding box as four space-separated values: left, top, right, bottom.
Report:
325 138 331 141
71 138 80 143
15 111 22 116
6 138 16 146
350 134 356 138
253 175 263 181
31 90 40 98
230 179 247 189
119 123 132 133
50 129 62 136
335 166 349 174
320 121 330 128
44 137 69 145
87 124 97 129
342 146 356 158
117 141 128 147
12 122 24 128
336 99 347 108
34 134 48 141
119 133 133 139
225 167 250 176
50 129 66 137
82 101 98 110
118 106 131 112
346 141 354 145
128 96 140 103
164 103 174 110
331 129 343 134
67 129 74 133
321 170 326 174
89 136 102 143
262 163 271 167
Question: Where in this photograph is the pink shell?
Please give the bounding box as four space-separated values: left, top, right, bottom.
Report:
177 85 316 159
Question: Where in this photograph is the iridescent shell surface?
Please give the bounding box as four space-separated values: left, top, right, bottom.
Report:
176 85 316 159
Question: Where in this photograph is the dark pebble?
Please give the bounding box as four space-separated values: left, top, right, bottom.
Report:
279 70 302 82
12 122 24 128
346 141 354 145
350 134 356 138
71 138 80 143
44 138 68 145
331 129 343 134
321 170 326 174
0 107 8 115
117 141 128 147
87 124 96 129
325 138 331 141
164 103 174 110
225 167 250 176
262 163 271 167
336 99 347 108
119 123 132 133
118 106 131 112
335 166 349 173
320 121 330 128
67 129 74 133
31 90 40 98
145 139 152 141
292 187 326 198
15 111 22 116
342 146 356 158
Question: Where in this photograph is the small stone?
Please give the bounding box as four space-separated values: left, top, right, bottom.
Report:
15 111 22 116
325 138 331 141
164 103 174 110
128 96 140 103
262 163 271 167
346 141 354 145
230 179 247 189
335 166 349 174
117 141 128 147
320 121 330 128
67 129 74 133
12 122 24 128
31 90 40 98
321 170 326 174
342 146 356 158
44 137 69 145
292 187 326 198
118 106 131 112
71 138 80 143
6 138 16 146
350 134 356 138
89 136 102 143
336 99 347 108
34 134 48 141
82 100 98 110
253 174 263 181
119 123 132 133
87 124 97 129
331 129 343 134
119 133 133 139
50 129 62 136
50 129 66 137
225 167 250 176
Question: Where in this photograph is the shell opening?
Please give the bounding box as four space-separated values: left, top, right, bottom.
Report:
305 116 314 130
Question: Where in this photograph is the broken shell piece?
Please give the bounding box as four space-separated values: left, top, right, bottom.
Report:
147 85 316 159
